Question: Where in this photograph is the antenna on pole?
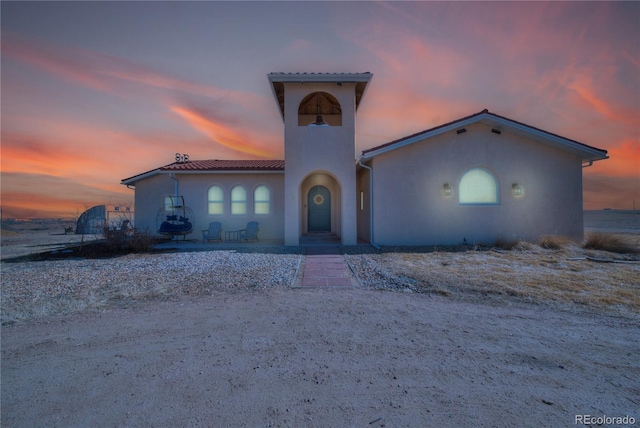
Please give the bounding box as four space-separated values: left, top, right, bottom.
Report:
175 153 190 163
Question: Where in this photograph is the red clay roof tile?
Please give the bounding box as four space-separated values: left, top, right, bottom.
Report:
160 159 284 171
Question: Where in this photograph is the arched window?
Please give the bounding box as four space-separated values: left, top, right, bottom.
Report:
254 185 270 215
459 168 499 204
298 91 342 126
207 185 224 215
231 185 247 215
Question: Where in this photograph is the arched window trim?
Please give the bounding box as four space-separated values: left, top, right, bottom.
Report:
207 185 224 215
253 184 271 215
231 185 247 215
458 167 500 205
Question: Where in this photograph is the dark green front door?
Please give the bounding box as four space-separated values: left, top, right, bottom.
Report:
308 185 331 232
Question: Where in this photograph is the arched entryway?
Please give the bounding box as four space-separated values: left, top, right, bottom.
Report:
308 185 331 232
300 172 341 239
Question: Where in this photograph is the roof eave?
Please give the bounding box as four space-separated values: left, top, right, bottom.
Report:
268 72 373 120
121 168 162 186
267 72 373 84
479 115 608 162
361 111 608 162
361 114 485 160
121 166 285 185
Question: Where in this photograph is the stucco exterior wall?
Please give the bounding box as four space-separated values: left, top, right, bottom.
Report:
366 123 584 246
130 174 171 234
282 82 359 245
132 172 285 241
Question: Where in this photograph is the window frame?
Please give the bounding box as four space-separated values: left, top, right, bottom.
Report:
207 185 225 215
253 185 271 215
458 167 500 205
230 185 248 215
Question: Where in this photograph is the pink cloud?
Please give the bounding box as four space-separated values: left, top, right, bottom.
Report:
1 32 264 110
171 106 279 159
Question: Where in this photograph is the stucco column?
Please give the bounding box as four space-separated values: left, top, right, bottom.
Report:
284 171 300 246
339 171 357 245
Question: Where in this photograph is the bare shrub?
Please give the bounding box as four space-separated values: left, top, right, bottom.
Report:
103 225 128 251
583 232 639 254
494 238 520 251
102 225 159 254
538 235 570 250
127 228 159 252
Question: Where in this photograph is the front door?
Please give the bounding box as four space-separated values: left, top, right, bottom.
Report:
308 185 331 232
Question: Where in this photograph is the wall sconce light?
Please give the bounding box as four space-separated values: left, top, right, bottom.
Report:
512 183 522 196
443 183 452 196
456 128 467 135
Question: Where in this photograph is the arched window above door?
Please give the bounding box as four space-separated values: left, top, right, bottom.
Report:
298 92 342 126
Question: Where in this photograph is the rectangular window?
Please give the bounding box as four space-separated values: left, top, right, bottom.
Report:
231 202 246 215
209 202 224 215
360 191 364 210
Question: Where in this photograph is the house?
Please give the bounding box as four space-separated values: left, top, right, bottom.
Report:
121 72 608 246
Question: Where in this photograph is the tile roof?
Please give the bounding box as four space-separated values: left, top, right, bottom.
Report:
268 72 372 78
268 72 373 119
121 159 284 184
160 159 284 171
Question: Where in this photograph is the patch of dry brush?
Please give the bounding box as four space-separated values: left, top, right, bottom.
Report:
583 232 639 254
347 237 640 317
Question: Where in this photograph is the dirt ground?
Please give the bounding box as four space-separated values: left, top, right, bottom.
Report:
2 288 638 427
1 221 639 427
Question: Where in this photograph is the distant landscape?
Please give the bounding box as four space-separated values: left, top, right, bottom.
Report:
2 209 639 237
583 209 640 234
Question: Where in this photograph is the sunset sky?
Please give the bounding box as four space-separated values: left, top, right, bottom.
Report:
1 1 638 219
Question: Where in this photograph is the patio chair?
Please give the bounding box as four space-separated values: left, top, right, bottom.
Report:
202 221 222 243
239 221 259 242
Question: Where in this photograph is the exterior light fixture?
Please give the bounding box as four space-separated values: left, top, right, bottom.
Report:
443 183 452 196
512 183 522 196
313 115 326 125
456 128 467 135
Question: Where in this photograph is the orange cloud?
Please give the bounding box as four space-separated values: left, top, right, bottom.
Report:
588 138 640 177
171 106 275 159
0 129 129 181
2 172 132 219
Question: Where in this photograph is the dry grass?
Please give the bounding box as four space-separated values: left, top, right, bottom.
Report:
583 232 640 254
348 238 640 317
538 235 571 250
